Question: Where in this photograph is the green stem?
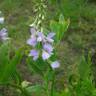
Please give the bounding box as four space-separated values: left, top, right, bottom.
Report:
44 68 55 96
50 72 55 96
43 69 50 96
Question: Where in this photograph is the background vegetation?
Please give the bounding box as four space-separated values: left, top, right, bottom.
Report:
0 0 96 96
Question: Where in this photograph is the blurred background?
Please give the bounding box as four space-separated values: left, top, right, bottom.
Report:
0 0 96 95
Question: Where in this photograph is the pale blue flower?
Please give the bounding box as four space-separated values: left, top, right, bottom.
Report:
37 32 45 42
51 61 60 69
27 27 37 47
27 36 37 47
29 49 39 61
27 29 56 61
46 32 55 43
42 50 51 60
43 43 53 54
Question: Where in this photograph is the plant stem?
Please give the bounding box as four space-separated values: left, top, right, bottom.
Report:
50 72 55 96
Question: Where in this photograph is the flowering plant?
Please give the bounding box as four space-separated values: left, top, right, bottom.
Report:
27 27 60 69
0 1 69 96
26 13 69 96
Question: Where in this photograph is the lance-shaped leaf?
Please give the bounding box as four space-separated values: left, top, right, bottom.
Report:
0 43 23 83
50 14 70 43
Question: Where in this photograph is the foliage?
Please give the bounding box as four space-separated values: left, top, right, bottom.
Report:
50 14 69 42
58 52 96 96
0 41 23 83
26 14 69 96
0 0 96 96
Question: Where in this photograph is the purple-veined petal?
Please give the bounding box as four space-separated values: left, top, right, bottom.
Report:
29 49 39 61
42 50 51 60
43 43 53 54
27 36 37 47
51 61 60 69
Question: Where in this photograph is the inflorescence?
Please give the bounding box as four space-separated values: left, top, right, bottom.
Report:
27 27 60 69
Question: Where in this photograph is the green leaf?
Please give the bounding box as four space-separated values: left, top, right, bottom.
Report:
50 14 69 43
0 43 23 83
78 55 91 80
0 42 10 83
27 57 44 77
9 48 23 83
59 14 65 24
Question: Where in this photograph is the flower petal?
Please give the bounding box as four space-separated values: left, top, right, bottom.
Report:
42 50 51 60
37 32 45 42
27 36 37 47
43 43 53 54
29 49 39 61
47 32 55 38
46 37 54 43
51 61 60 69
46 32 55 43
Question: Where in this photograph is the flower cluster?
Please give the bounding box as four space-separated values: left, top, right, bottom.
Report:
27 27 55 60
0 28 9 41
27 27 60 69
